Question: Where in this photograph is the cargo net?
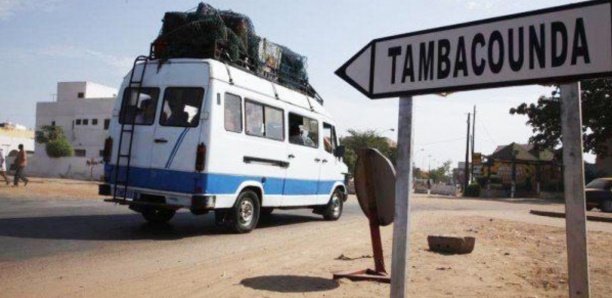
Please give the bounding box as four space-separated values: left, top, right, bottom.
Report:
152 2 318 99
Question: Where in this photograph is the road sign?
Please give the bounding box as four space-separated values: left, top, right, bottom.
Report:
336 0 612 99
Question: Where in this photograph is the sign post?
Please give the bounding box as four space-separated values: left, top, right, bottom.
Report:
335 1 612 297
390 97 413 297
560 82 590 297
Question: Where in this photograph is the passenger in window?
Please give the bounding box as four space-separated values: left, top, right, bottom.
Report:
165 100 189 126
289 126 304 145
135 99 155 124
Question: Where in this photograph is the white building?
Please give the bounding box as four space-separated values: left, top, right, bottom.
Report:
0 123 35 168
31 82 117 180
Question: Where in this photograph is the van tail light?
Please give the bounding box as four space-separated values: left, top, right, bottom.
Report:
196 143 206 172
103 137 113 163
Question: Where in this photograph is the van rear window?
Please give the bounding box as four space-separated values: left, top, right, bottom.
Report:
119 87 160 125
160 88 205 127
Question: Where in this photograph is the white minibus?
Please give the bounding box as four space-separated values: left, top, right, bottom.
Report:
100 57 348 233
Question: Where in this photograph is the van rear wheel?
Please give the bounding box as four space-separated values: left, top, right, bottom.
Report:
141 208 175 224
230 190 260 233
323 190 344 221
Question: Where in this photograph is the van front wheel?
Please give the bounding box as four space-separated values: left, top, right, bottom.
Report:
231 190 260 233
141 208 175 224
323 190 344 221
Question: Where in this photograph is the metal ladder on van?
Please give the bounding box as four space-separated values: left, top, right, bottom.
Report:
112 55 150 201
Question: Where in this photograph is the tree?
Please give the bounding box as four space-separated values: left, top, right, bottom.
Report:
36 125 73 158
509 79 612 156
427 160 452 183
340 129 396 174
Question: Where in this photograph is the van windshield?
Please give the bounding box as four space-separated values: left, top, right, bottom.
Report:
160 87 205 127
119 88 160 125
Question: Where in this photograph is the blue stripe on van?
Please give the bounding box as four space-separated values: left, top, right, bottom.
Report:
164 128 190 169
105 164 341 196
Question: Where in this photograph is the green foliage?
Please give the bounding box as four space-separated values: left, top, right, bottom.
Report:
46 138 73 158
463 183 481 197
340 129 396 175
36 125 73 158
428 160 453 183
35 125 64 144
510 79 612 156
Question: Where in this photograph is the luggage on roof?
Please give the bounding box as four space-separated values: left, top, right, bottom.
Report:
151 2 312 96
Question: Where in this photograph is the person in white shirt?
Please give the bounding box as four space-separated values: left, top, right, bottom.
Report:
0 148 9 185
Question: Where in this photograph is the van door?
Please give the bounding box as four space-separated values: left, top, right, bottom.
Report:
283 112 322 206
117 87 160 171
319 122 340 201
149 87 205 193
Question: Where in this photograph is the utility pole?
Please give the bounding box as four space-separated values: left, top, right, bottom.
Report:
464 113 471 191
471 105 476 182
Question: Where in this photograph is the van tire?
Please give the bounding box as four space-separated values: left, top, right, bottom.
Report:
230 190 260 233
141 208 175 224
323 190 343 221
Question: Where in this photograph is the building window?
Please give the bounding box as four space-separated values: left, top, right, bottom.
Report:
245 99 284 141
104 119 110 130
159 87 204 127
92 118 98 125
77 92 84 98
82 119 89 125
74 149 86 157
75 119 81 125
224 93 242 133
289 113 318 148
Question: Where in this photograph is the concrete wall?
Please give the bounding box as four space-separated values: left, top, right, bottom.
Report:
0 129 35 170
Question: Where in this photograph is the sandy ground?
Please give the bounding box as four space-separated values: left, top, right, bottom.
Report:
0 179 611 297
0 177 100 200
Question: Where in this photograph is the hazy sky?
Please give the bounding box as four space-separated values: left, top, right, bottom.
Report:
0 0 594 168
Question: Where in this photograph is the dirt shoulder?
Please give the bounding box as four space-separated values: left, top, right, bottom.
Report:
0 177 101 201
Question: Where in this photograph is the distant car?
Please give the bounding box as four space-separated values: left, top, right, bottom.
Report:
585 178 612 212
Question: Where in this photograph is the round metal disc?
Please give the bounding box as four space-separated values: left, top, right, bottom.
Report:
354 148 396 226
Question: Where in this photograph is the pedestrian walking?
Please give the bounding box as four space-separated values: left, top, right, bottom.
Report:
0 148 9 185
13 144 28 187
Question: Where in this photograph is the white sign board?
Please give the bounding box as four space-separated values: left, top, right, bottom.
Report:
336 0 612 99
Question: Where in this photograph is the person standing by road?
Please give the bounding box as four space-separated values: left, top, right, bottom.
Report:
0 148 9 185
13 144 28 187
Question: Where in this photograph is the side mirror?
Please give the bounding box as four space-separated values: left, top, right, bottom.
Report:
334 145 346 158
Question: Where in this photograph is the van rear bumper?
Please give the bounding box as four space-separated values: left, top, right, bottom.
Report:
99 183 217 211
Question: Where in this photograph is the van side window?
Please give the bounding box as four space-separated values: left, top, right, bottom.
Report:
322 123 337 154
224 93 242 133
119 87 160 125
289 113 318 148
160 87 204 127
245 100 284 141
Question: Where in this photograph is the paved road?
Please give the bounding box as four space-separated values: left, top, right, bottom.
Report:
0 194 595 262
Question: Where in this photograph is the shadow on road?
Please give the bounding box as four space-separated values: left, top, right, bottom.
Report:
241 275 339 293
0 212 322 241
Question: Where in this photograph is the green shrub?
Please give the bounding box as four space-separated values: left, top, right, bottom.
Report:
46 138 73 158
464 183 481 197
